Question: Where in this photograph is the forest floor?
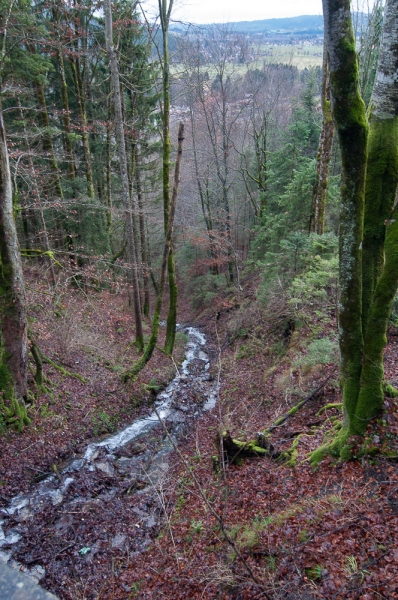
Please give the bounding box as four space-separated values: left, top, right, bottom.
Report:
1 267 398 599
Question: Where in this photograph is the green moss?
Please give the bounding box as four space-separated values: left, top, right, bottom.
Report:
384 383 398 398
3 397 31 432
310 427 350 465
339 443 354 461
0 322 11 390
282 433 314 467
362 117 398 331
0 362 11 392
316 403 342 416
231 438 268 456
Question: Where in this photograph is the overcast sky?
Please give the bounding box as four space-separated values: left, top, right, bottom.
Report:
140 0 376 25
170 0 323 24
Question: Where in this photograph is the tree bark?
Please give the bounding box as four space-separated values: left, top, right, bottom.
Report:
158 0 179 355
310 42 335 235
322 0 368 437
31 75 64 202
355 0 398 430
312 0 398 461
18 99 56 287
69 58 95 199
56 47 76 179
127 123 184 378
0 106 29 404
134 146 150 317
104 0 144 351
190 105 219 274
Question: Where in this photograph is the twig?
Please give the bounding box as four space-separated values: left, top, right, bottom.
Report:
153 405 273 598
265 375 332 434
214 320 225 481
143 467 180 569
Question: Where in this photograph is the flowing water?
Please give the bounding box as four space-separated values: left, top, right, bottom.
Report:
0 326 218 587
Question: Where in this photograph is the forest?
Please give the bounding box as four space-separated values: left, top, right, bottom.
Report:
0 0 397 598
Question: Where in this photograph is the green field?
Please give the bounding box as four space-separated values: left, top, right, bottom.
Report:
254 44 324 69
171 44 324 78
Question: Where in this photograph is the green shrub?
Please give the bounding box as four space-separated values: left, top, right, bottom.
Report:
296 336 339 367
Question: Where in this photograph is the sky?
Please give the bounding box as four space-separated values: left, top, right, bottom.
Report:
140 0 376 25
170 0 323 24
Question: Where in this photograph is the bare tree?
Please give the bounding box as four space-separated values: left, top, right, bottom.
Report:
104 0 144 351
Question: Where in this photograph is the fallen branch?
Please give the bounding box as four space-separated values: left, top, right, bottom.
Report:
222 375 332 464
265 375 332 434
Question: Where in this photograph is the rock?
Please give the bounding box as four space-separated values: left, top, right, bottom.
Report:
26 566 46 583
96 462 115 477
111 533 126 549
0 562 57 599
0 530 22 548
115 442 146 458
0 550 12 563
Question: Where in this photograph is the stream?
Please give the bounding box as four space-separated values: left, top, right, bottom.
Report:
0 326 218 592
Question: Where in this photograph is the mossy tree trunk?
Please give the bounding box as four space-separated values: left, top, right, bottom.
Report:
127 123 184 378
313 0 398 460
134 146 150 317
310 41 334 235
0 106 30 428
158 0 178 356
355 0 398 432
323 0 368 440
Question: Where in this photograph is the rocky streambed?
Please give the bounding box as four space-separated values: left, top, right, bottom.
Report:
0 326 218 598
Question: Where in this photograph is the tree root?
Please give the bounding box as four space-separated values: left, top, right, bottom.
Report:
279 433 315 467
316 402 342 416
2 397 31 432
30 342 44 387
37 347 87 383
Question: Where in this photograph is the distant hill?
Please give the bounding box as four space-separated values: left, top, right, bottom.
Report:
171 15 324 35
222 15 323 33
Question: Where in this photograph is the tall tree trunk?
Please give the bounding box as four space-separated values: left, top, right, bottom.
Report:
106 98 112 236
104 0 143 351
127 123 184 378
310 42 335 235
70 58 95 199
221 80 234 283
355 0 398 430
18 100 56 287
33 79 64 201
158 0 178 355
312 0 398 462
56 48 76 179
322 0 368 438
135 146 150 317
190 106 219 274
0 106 30 428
